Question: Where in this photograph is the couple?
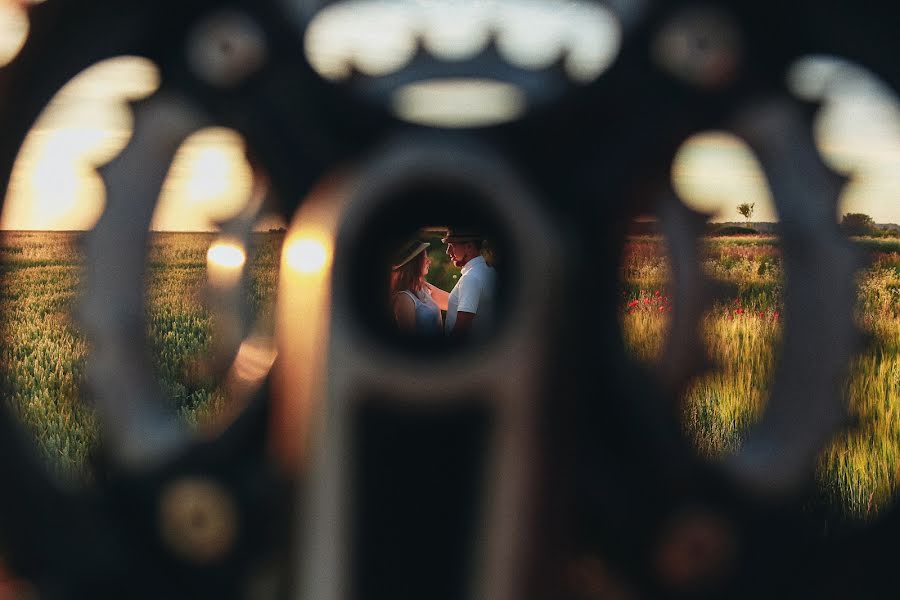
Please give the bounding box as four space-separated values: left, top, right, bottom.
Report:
390 229 495 338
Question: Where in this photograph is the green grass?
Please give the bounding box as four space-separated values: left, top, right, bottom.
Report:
621 234 900 520
0 231 282 481
2 230 897 522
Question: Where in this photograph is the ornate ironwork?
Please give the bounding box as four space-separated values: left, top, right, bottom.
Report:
0 1 897 598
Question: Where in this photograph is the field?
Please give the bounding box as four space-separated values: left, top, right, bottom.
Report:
0 231 282 480
621 234 900 519
1 231 899 521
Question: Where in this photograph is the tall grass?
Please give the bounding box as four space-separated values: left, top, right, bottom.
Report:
1 230 897 521
0 231 282 481
620 235 900 520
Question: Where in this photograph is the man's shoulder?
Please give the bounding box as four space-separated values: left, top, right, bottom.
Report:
467 262 495 283
465 258 493 275
461 267 488 285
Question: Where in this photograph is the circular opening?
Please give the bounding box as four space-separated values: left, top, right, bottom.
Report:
345 180 515 356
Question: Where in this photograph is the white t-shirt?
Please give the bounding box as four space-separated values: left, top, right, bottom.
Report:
445 255 496 335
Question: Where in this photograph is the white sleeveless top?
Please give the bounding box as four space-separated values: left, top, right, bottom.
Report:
395 289 442 335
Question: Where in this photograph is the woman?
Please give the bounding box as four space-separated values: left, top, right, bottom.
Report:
390 240 442 335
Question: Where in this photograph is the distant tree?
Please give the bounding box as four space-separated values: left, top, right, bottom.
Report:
737 202 755 223
840 213 875 236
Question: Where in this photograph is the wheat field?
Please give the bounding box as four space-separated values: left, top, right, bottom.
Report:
1 231 898 520
621 235 900 520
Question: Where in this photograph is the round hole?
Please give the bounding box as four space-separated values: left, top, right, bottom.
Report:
344 180 516 357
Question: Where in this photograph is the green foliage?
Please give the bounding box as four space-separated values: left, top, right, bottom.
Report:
841 213 876 236
422 235 461 293
0 231 282 480
737 202 755 223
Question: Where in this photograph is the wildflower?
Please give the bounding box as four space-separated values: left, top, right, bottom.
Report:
628 300 639 308
644 298 650 305
658 305 665 311
655 290 661 296
735 308 744 314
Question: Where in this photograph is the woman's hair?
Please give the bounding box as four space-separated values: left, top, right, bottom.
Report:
391 249 427 295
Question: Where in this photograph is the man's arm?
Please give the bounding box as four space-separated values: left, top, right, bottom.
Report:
450 311 475 336
451 271 484 336
425 282 450 311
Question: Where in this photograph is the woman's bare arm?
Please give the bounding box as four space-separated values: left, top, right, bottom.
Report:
425 282 450 311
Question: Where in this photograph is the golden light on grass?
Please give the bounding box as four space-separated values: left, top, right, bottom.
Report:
206 239 246 287
284 236 330 274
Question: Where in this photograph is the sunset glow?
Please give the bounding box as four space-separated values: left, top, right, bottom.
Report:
0 54 254 232
2 56 159 230
672 132 776 221
673 56 900 223
0 9 898 229
154 127 253 231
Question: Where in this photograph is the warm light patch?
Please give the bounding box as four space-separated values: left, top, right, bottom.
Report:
0 0 28 67
285 237 330 274
206 239 247 288
305 0 621 84
789 57 900 224
231 336 277 384
1 56 160 230
671 131 775 222
392 78 526 128
154 127 253 231
207 240 247 269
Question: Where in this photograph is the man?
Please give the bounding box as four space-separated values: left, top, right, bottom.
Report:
426 229 496 337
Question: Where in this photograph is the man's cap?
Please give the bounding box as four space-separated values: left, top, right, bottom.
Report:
392 240 430 270
441 228 482 244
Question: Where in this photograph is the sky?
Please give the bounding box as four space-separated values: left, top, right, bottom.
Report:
0 0 897 231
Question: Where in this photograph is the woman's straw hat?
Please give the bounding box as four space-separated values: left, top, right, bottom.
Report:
441 228 482 244
392 240 430 270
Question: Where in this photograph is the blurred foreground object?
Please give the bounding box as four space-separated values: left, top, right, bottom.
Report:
0 1 898 599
